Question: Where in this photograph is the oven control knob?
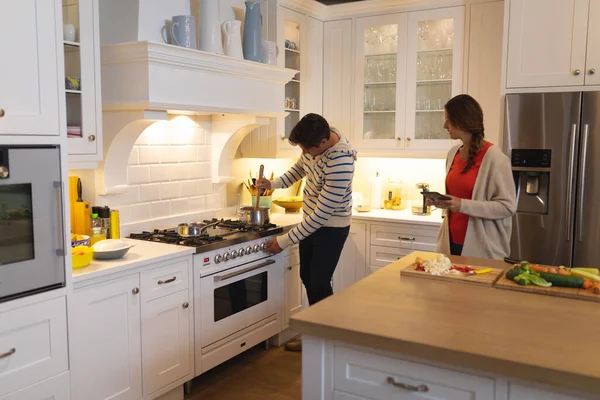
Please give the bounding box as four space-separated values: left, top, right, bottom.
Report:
224 252 231 261
231 250 238 259
214 254 222 264
246 246 252 254
260 242 267 251
238 248 246 256
253 244 260 253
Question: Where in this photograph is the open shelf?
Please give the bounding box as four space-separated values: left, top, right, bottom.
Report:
64 40 80 47
416 109 444 113
290 79 300 83
365 81 396 86
285 108 300 112
285 48 300 54
364 110 396 114
417 47 453 53
66 89 82 94
365 52 397 57
416 79 452 84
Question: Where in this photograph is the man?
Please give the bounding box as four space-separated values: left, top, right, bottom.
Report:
256 113 356 352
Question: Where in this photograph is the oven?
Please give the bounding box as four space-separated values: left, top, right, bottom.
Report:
198 250 283 348
0 146 65 302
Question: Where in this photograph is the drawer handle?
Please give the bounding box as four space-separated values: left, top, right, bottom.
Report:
0 348 16 359
386 377 429 392
399 236 416 241
132 287 140 294
158 276 177 285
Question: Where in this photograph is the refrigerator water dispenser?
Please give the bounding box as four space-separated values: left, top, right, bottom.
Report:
511 149 551 214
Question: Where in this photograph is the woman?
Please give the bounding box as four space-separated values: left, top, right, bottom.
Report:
429 94 516 259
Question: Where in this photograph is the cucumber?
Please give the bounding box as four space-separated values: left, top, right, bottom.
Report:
539 273 584 288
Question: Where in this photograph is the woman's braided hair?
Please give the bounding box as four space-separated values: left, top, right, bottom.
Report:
444 94 485 173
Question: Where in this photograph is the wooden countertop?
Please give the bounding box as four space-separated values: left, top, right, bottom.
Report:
290 251 600 396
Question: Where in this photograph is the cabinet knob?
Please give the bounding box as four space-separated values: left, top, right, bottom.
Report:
88 135 96 142
287 266 292 270
132 287 140 294
0 108 5 118
589 68 596 75
574 69 581 76
396 137 401 141
182 302 189 309
281 136 287 141
406 137 411 142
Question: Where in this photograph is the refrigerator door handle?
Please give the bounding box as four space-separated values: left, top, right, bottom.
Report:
566 124 577 241
577 124 590 242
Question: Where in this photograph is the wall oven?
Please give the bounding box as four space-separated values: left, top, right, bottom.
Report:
0 146 65 302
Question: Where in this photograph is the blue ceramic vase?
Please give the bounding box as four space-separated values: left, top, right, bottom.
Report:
242 1 262 62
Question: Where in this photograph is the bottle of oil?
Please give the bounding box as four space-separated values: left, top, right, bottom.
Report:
90 213 106 245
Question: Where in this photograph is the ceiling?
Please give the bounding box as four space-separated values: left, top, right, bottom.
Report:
316 0 366 5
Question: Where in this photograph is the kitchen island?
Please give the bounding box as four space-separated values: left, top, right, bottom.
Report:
291 251 599 400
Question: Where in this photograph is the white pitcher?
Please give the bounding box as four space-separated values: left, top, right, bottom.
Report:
222 20 243 59
198 0 224 54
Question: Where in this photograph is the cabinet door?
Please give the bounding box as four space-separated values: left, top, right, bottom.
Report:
333 223 367 293
66 0 102 158
324 20 353 139
0 372 70 400
70 275 142 400
0 0 60 135
142 290 192 395
506 0 589 88
283 249 302 330
585 0 600 85
405 6 465 151
354 13 407 150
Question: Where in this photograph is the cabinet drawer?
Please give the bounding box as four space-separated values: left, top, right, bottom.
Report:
0 371 70 400
0 297 68 397
371 224 437 250
370 245 413 268
141 259 190 301
508 383 582 400
333 345 495 400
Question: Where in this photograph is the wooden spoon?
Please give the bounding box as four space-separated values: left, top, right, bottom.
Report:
255 164 264 210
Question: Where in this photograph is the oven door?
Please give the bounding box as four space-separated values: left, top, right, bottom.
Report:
200 254 283 347
0 146 65 302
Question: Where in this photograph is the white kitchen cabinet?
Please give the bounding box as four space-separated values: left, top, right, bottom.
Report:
239 6 322 159
0 372 70 400
142 290 192 396
466 1 504 145
404 6 464 151
0 297 68 398
323 19 353 137
283 245 302 330
332 223 367 293
62 0 103 161
70 275 143 400
0 0 61 135
507 383 584 400
585 0 600 86
353 7 464 153
506 0 591 88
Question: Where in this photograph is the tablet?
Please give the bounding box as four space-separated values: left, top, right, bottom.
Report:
420 191 451 201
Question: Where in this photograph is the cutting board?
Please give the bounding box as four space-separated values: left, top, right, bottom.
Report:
400 263 504 287
495 275 600 303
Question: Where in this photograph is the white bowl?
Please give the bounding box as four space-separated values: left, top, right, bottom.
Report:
92 239 133 260
354 205 372 213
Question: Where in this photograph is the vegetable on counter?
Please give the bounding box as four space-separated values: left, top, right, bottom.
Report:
506 263 551 287
570 269 600 283
571 268 599 275
538 272 584 288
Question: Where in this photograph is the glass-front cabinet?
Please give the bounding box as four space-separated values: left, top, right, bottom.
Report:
62 0 102 161
354 7 464 152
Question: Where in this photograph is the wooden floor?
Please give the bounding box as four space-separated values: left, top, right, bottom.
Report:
187 345 302 400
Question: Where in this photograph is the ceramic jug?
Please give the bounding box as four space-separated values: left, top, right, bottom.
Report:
222 20 244 59
198 0 224 54
242 1 262 62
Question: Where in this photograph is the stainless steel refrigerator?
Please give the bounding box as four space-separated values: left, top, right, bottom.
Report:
503 92 600 267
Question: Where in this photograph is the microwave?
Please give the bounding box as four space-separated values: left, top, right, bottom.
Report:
0 145 66 302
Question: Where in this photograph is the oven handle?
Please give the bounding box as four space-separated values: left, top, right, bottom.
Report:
54 181 65 257
214 259 276 282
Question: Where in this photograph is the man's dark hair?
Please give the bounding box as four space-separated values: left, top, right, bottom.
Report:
289 113 330 148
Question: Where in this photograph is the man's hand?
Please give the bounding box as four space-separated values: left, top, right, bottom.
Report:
435 195 462 213
256 177 272 190
264 238 283 254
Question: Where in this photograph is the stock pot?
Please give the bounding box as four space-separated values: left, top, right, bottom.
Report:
238 206 270 226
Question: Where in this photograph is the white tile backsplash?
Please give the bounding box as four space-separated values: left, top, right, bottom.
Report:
108 116 217 227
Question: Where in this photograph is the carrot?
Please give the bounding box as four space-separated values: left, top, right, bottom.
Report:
592 282 600 294
548 267 558 274
583 279 593 290
557 268 569 276
530 265 549 273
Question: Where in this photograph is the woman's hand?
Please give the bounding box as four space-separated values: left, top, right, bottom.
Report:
264 238 283 254
435 195 462 213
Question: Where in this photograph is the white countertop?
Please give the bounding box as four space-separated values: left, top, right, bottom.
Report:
72 239 195 284
269 208 443 227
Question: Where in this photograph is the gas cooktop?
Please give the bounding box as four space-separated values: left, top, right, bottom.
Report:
128 218 283 254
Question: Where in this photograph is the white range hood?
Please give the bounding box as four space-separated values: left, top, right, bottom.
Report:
97 41 296 195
